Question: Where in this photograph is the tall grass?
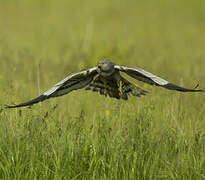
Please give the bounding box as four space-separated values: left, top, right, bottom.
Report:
0 0 205 179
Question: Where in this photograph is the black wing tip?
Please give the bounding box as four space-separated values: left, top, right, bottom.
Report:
5 95 48 109
5 103 32 109
5 104 21 109
164 83 205 92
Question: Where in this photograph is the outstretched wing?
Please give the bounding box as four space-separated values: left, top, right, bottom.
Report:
6 67 98 108
115 65 205 92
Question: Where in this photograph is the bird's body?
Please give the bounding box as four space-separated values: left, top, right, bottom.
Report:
6 59 205 108
86 70 147 100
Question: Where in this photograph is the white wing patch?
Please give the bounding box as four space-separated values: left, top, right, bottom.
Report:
43 72 82 96
43 72 85 96
43 67 98 96
115 65 169 86
135 67 169 85
43 86 59 96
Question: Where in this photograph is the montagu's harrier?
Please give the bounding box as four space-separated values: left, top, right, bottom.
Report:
6 59 204 108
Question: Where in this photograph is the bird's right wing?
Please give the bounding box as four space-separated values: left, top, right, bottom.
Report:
6 66 98 108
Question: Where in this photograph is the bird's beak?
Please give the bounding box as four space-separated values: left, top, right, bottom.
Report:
98 63 102 68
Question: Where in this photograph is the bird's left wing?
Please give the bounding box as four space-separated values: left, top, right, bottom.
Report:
6 66 98 108
114 65 205 92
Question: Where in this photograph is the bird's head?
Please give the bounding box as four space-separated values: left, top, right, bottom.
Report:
97 59 115 76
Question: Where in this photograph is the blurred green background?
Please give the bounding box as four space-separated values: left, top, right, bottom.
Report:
0 0 205 179
0 0 205 94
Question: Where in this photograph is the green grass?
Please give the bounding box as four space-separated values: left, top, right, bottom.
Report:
0 0 205 179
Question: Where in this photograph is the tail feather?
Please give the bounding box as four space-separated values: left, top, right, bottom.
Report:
120 76 148 98
131 88 148 97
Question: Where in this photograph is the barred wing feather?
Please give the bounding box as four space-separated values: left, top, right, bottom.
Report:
115 65 205 92
6 67 98 108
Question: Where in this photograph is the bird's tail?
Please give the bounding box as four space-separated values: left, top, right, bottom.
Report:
130 87 148 97
120 76 148 99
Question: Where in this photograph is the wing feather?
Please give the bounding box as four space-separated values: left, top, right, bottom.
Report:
6 67 98 108
115 65 205 92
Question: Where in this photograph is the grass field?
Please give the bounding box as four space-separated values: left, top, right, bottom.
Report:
0 0 205 179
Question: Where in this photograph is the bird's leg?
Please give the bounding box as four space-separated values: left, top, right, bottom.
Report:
118 81 123 97
101 78 109 96
104 89 108 96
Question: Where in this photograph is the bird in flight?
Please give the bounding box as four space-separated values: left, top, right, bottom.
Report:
6 59 204 108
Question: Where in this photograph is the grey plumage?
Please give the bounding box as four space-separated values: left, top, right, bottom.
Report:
6 59 204 108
